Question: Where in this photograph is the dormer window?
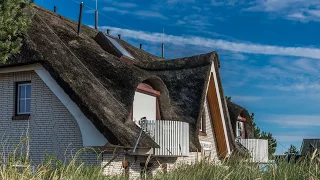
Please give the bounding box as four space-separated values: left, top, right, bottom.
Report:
236 121 244 139
132 83 160 125
94 32 135 64
105 36 135 60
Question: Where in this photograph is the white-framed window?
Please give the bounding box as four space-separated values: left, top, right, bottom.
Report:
17 83 31 115
236 121 243 138
199 111 206 133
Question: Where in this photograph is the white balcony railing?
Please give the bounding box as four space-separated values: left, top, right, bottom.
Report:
239 139 268 163
140 120 189 157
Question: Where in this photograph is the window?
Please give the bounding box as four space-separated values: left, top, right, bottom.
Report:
199 111 206 134
236 121 243 138
16 83 31 115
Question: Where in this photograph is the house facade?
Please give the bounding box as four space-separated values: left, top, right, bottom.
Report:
0 5 251 179
227 102 269 162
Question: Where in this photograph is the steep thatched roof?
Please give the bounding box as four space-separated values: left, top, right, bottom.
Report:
2 5 178 148
227 101 254 139
135 53 248 155
2 5 248 156
135 53 213 151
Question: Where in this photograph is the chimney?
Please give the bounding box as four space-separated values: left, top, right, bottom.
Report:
118 34 121 39
54 6 57 13
161 43 164 58
140 44 142 49
107 29 110 35
77 2 84 35
95 10 98 30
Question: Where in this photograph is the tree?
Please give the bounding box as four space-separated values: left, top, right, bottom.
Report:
250 112 277 158
250 113 261 138
284 144 299 155
0 0 33 63
225 96 231 102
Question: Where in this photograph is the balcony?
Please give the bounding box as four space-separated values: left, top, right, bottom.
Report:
239 139 269 163
139 120 189 157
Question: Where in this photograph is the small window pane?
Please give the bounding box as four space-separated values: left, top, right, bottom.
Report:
19 99 25 113
26 85 31 98
19 86 25 98
26 99 31 113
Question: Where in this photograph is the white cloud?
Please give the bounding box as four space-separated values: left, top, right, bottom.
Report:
102 7 129 14
134 10 168 20
101 8 168 20
246 0 320 22
98 26 320 59
231 95 263 102
211 0 240 6
262 114 320 127
101 0 138 8
112 2 137 8
167 0 194 4
286 12 307 22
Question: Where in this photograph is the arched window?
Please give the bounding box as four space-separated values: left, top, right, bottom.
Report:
132 83 160 124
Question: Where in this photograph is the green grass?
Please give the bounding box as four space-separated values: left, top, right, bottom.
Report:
0 146 319 180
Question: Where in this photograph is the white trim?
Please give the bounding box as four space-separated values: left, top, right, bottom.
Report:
1 63 107 146
236 121 243 139
0 64 43 74
207 63 231 155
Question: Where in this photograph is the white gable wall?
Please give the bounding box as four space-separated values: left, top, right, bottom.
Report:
198 99 220 162
0 68 100 164
132 91 157 123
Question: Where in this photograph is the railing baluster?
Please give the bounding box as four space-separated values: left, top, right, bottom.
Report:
140 120 189 157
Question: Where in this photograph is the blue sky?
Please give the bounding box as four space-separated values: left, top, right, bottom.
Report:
35 0 320 154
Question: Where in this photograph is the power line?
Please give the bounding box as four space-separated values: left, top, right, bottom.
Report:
69 0 132 30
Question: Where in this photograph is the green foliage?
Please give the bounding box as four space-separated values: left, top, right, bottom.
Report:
0 0 33 63
251 112 277 159
226 97 277 159
284 144 299 155
225 96 231 102
1 137 320 180
251 112 261 138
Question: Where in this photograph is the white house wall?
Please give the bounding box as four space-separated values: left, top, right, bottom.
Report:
132 92 157 122
34 66 107 147
198 99 220 162
0 70 98 164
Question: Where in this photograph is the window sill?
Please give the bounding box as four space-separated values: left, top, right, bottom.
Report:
12 115 30 120
199 132 207 136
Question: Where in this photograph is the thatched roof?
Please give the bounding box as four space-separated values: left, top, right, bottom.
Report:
2 5 176 148
135 53 214 151
1 5 248 155
212 64 249 156
136 53 248 155
227 101 254 139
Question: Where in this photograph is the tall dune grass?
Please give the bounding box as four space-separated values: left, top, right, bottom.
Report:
0 141 319 180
